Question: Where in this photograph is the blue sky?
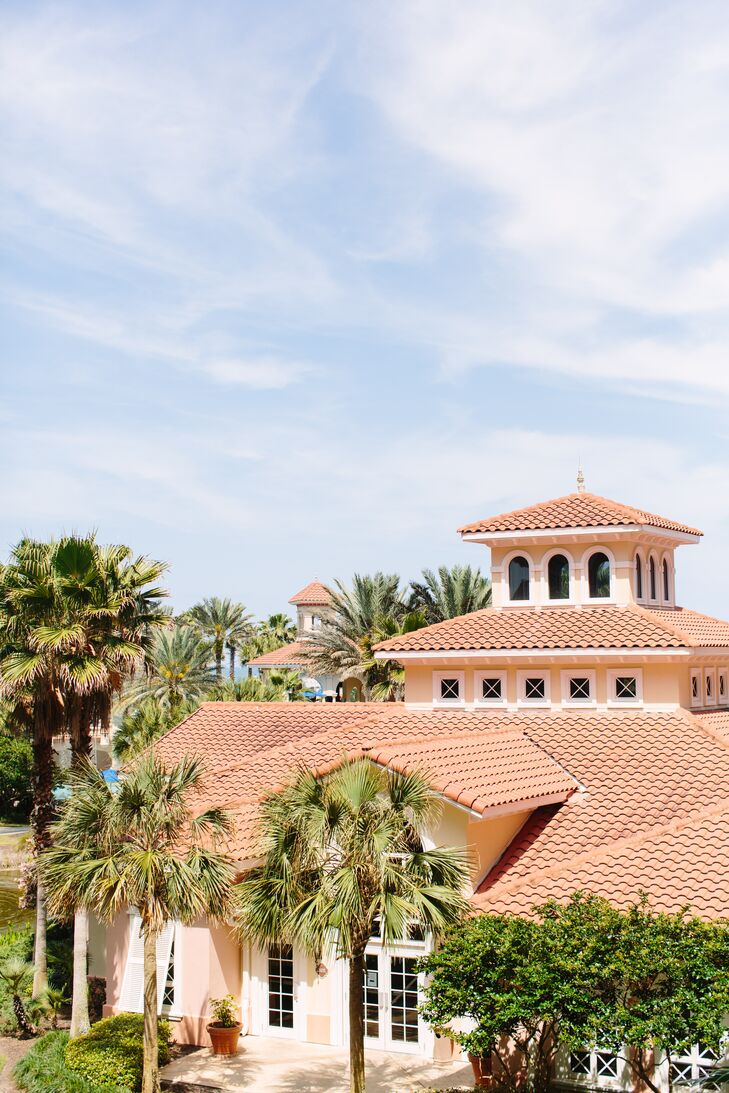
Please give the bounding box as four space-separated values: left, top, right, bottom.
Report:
3 0 729 616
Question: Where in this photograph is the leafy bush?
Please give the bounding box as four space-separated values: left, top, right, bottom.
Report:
65 1013 171 1093
14 1030 129 1093
0 926 33 1033
0 731 33 820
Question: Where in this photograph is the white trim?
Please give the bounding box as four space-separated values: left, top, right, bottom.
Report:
690 668 702 708
660 552 674 607
560 670 597 707
432 670 465 707
633 549 646 604
378 647 694 661
647 551 660 604
473 670 508 707
606 668 644 707
719 669 729 706
460 525 701 544
517 670 551 707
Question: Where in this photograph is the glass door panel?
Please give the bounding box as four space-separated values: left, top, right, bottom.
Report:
363 953 380 1041
389 956 419 1046
267 944 294 1031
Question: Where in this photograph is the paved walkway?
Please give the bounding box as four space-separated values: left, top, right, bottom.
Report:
161 1035 473 1092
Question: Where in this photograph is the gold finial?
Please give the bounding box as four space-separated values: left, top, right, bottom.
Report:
577 466 586 493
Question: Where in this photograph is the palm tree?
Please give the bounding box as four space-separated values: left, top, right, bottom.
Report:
118 625 214 710
236 757 470 1093
409 564 492 623
299 573 406 699
42 756 235 1093
205 675 304 702
113 696 200 761
242 614 297 665
182 598 253 681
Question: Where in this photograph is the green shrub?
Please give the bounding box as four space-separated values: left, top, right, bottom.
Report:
65 1013 171 1093
0 731 33 820
0 926 32 1033
14 1031 128 1093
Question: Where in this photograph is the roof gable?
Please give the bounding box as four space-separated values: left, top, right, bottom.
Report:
289 580 332 606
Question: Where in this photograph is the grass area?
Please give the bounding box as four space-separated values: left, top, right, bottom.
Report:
14 1031 130 1093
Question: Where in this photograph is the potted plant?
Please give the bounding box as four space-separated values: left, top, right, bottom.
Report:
206 994 242 1055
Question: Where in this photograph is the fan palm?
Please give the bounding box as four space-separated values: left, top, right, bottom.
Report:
118 625 214 710
236 757 470 1093
299 573 406 699
409 565 492 623
242 614 298 663
113 696 201 761
42 756 235 1093
182 598 253 681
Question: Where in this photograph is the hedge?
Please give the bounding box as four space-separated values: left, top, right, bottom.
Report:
14 1031 129 1093
65 1013 171 1093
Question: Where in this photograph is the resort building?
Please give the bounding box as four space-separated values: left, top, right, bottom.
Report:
97 489 729 1089
247 580 363 701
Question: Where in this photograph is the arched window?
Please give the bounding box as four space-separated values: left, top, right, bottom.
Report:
548 554 570 600
508 556 530 601
588 552 611 598
635 555 643 600
649 556 657 600
663 559 670 602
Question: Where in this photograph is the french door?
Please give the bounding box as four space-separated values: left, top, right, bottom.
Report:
362 950 423 1054
266 944 296 1035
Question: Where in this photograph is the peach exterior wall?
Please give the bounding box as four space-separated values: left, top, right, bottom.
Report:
404 662 683 707
489 538 676 608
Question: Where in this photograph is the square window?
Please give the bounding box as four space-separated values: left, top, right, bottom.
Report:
615 676 637 700
569 677 591 700
570 1052 591 1076
525 677 545 700
440 678 460 700
595 1052 619 1079
482 677 502 700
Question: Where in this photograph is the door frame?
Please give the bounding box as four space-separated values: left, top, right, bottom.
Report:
250 943 306 1039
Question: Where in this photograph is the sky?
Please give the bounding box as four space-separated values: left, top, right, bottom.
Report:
3 0 729 617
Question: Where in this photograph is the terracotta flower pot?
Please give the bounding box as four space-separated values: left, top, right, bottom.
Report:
207 1022 242 1055
468 1052 493 1089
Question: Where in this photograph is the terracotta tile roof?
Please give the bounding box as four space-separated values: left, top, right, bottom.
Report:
289 581 333 606
474 708 729 918
375 604 691 653
247 640 310 668
458 492 702 537
644 607 729 647
689 708 729 742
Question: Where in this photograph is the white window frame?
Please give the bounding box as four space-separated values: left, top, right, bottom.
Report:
719 670 729 707
670 1042 723 1087
581 546 616 604
560 1045 629 1090
690 669 702 708
648 551 660 604
561 670 597 708
634 550 646 604
705 668 717 708
543 548 574 605
517 670 551 708
607 669 644 708
473 670 507 708
432 671 465 707
503 550 535 605
660 553 674 607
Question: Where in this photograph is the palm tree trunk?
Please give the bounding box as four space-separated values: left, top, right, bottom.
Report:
31 719 54 998
229 644 235 681
348 952 366 1093
70 908 90 1037
142 925 160 1093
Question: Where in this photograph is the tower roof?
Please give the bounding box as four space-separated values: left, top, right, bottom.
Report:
458 491 702 538
289 580 333 607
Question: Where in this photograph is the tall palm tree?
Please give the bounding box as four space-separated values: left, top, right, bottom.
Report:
409 565 492 623
242 614 298 665
300 573 406 699
42 756 235 1093
118 625 214 710
182 598 253 681
236 757 470 1093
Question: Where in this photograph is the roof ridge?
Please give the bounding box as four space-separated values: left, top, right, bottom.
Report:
476 796 729 905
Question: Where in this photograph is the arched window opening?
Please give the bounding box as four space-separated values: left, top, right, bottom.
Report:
548 554 570 600
663 559 670 602
588 552 611 599
649 556 657 601
508 556 530 601
635 555 643 600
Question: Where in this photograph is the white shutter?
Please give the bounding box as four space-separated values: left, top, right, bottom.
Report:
119 914 175 1015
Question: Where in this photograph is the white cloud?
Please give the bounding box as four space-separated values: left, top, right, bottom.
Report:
204 357 311 388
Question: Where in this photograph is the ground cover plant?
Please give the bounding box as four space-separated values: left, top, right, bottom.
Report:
420 893 729 1093
0 926 32 1034
14 1029 131 1093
